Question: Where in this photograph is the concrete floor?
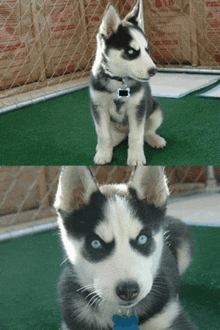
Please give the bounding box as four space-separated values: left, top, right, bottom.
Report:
167 192 220 226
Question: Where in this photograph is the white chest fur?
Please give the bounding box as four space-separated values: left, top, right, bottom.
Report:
91 85 145 124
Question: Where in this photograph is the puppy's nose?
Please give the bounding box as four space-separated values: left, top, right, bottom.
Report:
116 281 140 301
148 67 157 77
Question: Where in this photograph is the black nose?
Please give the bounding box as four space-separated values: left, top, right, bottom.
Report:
148 67 157 77
116 281 140 301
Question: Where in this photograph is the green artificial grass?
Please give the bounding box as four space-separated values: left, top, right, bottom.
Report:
0 82 220 165
1 226 220 330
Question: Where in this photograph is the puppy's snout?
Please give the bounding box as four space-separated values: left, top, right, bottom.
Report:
116 281 140 301
148 67 157 77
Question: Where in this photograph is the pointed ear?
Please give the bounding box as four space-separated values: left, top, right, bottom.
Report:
123 0 141 28
99 4 121 37
129 166 169 207
54 166 99 213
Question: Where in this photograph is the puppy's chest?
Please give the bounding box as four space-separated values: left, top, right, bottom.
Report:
109 89 142 121
112 97 128 114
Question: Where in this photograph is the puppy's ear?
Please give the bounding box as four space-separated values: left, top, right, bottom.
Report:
129 166 169 207
123 0 142 28
99 4 121 37
54 166 98 213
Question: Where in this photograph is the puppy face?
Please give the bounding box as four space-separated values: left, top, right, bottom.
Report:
55 167 168 308
103 25 156 81
97 3 157 81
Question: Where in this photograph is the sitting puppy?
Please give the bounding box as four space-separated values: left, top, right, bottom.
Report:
54 166 198 330
89 0 166 165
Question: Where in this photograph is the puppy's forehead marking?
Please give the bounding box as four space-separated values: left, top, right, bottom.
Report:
94 195 143 243
130 40 139 51
129 28 148 49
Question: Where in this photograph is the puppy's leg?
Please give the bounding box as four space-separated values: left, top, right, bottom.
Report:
164 216 194 276
145 107 166 149
94 120 113 164
111 122 128 147
92 105 113 164
127 110 146 165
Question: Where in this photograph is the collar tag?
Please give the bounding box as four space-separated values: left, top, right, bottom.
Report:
117 87 130 99
113 314 139 329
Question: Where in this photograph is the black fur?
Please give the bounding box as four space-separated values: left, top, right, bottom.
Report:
83 234 115 263
105 25 133 54
59 191 107 240
114 99 125 113
91 102 100 123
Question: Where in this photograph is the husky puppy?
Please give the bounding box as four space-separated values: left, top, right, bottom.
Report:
90 1 166 165
55 166 198 330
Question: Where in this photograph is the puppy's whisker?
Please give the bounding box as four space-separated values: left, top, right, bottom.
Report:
88 294 101 307
89 297 100 307
85 289 102 300
60 258 68 267
98 299 105 307
77 284 96 293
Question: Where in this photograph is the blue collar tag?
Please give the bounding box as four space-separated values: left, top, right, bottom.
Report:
117 87 130 99
113 314 139 329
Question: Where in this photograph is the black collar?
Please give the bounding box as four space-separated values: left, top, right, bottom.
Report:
103 69 125 82
107 74 124 82
101 62 132 83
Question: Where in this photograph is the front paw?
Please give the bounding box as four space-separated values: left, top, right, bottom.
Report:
127 149 146 165
145 134 166 149
94 148 113 165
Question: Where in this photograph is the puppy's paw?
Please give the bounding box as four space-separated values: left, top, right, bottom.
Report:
145 134 166 149
94 149 113 165
127 149 146 165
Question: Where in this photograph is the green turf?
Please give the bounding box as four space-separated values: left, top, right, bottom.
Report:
0 82 220 165
1 226 220 330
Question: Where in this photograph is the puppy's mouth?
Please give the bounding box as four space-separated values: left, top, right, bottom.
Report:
117 299 139 308
119 302 134 307
129 74 150 82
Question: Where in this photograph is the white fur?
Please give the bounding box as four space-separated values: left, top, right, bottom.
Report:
54 166 98 212
177 242 192 276
129 166 169 207
61 321 69 330
145 108 167 149
57 213 83 266
140 299 181 330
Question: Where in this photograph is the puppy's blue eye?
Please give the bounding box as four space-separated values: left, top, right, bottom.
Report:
91 239 102 249
128 48 134 55
123 47 140 60
138 235 148 245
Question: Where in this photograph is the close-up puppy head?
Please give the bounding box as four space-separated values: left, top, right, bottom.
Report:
54 166 169 307
96 1 157 81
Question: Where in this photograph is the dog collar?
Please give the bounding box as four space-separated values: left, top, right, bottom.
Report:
108 75 124 82
105 71 127 83
101 63 133 84
101 64 131 98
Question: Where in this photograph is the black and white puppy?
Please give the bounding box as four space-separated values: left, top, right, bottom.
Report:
90 1 166 165
55 166 198 330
